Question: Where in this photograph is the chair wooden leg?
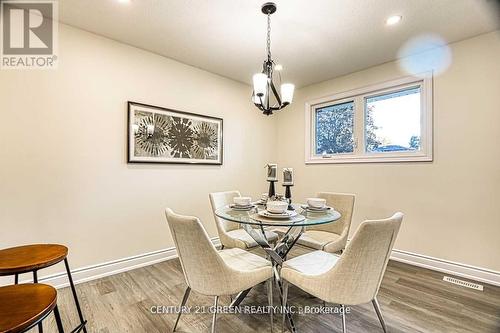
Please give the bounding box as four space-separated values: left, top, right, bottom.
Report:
173 287 191 332
212 296 219 333
53 305 65 333
282 281 288 333
341 304 347 333
267 278 274 333
372 297 388 333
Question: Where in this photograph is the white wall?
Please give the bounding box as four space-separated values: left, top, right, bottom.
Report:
0 24 277 276
276 31 500 272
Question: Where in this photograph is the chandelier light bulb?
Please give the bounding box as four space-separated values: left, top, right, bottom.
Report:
253 73 268 96
281 83 295 104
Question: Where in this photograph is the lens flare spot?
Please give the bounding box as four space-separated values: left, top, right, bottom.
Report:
398 34 452 78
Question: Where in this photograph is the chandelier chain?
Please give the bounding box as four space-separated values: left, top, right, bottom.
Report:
266 12 271 61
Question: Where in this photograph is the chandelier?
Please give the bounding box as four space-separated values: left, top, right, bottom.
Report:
252 2 294 116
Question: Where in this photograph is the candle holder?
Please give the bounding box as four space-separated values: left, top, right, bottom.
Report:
283 184 294 210
268 180 277 199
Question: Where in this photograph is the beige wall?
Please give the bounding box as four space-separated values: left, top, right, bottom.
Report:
276 31 500 272
1 23 498 280
0 24 277 275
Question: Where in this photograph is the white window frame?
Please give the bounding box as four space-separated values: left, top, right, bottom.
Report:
305 74 433 164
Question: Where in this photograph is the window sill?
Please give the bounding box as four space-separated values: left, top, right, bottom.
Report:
306 153 433 164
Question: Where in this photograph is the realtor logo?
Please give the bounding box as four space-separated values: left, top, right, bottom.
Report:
1 0 58 69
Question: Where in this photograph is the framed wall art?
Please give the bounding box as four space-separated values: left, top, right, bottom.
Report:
127 102 223 164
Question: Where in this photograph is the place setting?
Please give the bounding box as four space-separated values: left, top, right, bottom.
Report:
229 196 256 211
300 197 334 213
257 200 299 219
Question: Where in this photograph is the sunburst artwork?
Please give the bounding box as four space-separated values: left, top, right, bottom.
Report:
128 102 223 164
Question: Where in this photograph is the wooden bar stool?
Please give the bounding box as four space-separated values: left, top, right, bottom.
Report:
0 284 64 333
0 244 87 333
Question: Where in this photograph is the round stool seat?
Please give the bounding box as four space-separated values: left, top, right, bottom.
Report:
0 284 57 333
0 244 68 276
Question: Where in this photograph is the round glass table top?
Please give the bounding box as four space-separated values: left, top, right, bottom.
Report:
215 203 341 227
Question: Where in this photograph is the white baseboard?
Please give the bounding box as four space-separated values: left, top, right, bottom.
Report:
0 237 221 289
390 249 500 287
2 237 497 289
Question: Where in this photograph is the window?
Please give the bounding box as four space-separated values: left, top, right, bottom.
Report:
306 75 432 163
365 87 421 153
315 101 354 155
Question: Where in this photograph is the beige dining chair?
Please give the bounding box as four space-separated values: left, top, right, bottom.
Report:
209 191 279 249
165 208 274 332
297 192 355 253
281 212 403 333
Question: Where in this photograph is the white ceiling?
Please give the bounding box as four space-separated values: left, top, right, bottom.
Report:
58 0 499 87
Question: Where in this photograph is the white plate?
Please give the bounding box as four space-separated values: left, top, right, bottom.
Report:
230 204 255 211
300 204 332 212
258 210 298 219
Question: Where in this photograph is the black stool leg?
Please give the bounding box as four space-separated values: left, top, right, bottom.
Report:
14 273 19 284
64 258 87 333
54 305 65 333
33 270 44 333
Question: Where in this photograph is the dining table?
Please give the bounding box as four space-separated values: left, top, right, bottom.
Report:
215 202 341 332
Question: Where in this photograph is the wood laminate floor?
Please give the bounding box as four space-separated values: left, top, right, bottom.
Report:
25 246 500 333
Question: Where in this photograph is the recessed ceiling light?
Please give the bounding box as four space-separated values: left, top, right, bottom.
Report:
274 64 283 71
117 0 131 4
386 15 402 26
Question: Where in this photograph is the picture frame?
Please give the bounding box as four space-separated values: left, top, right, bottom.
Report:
127 101 223 165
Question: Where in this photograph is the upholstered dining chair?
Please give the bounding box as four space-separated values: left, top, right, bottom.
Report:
209 191 279 249
164 208 274 333
297 192 355 253
281 212 403 333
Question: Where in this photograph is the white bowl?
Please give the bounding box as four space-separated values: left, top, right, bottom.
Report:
266 201 288 214
234 196 252 207
306 198 326 209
